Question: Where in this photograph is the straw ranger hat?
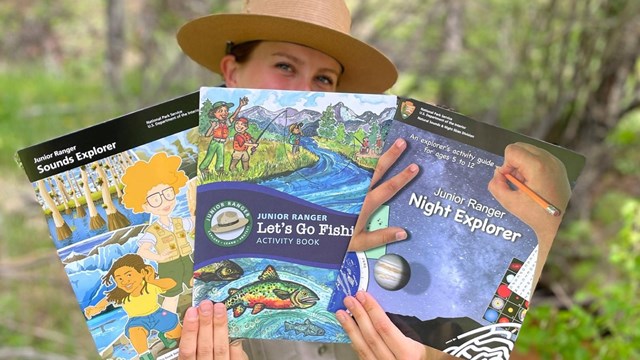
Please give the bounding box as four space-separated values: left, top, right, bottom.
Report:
176 0 397 93
211 211 250 234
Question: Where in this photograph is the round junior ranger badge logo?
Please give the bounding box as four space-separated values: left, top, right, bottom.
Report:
204 200 252 247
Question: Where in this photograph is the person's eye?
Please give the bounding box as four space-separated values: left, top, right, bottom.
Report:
316 75 335 86
275 62 294 73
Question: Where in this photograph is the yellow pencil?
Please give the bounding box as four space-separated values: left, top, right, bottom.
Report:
503 173 561 217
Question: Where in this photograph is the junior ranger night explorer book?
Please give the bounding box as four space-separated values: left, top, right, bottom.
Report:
329 97 586 359
192 87 397 343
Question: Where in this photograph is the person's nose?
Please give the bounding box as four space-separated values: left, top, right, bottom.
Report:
289 78 313 91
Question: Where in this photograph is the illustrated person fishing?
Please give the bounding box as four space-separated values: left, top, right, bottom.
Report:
288 122 304 156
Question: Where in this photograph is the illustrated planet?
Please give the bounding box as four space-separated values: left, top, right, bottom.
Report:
373 254 411 291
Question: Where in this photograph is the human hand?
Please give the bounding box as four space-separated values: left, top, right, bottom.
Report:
179 300 248 360
488 142 571 286
337 291 442 360
143 265 157 282
204 127 213 138
488 142 571 242
159 249 174 262
84 305 98 320
349 138 419 251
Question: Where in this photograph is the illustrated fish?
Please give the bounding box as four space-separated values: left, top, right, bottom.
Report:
194 260 244 282
284 318 326 336
222 265 319 317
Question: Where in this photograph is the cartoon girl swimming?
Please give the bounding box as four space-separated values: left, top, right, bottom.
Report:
84 253 181 360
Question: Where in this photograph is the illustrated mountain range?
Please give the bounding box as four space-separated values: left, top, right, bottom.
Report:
238 102 397 137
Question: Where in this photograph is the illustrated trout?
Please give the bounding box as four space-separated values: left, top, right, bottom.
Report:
222 265 319 317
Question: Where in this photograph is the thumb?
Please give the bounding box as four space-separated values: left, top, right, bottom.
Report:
488 168 525 210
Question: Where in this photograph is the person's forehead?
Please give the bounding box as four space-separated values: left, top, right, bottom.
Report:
147 183 169 192
115 267 133 275
254 41 341 71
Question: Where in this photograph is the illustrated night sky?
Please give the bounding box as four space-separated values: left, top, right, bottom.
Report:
368 121 538 325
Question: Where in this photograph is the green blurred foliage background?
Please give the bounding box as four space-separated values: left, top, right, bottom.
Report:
0 0 639 359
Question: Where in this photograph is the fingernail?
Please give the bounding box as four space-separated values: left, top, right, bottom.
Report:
199 300 213 316
355 291 366 304
343 296 355 309
394 138 406 149
335 310 347 322
408 163 419 173
213 302 226 317
185 307 198 320
395 231 407 241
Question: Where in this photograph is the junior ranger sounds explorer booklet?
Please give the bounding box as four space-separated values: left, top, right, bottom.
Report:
329 97 586 359
16 92 200 360
192 87 397 343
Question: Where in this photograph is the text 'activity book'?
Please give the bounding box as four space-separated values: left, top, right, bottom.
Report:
192 87 397 343
329 97 586 359
16 92 200 360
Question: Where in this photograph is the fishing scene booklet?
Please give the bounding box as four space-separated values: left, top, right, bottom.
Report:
192 87 397 342
16 92 200 360
329 97 586 359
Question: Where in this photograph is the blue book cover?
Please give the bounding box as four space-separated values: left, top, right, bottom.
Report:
329 97 586 359
16 92 201 360
192 87 397 342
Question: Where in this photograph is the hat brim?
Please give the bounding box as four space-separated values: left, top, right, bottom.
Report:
211 101 235 111
211 217 249 234
177 14 397 93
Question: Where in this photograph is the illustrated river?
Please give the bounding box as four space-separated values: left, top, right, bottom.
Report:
259 136 373 215
193 137 369 343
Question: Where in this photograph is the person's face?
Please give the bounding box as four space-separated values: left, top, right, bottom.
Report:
142 183 176 216
221 41 342 92
113 265 144 294
235 121 247 132
214 106 229 120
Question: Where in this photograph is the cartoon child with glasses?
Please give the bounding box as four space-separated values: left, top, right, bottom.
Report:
121 152 195 315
